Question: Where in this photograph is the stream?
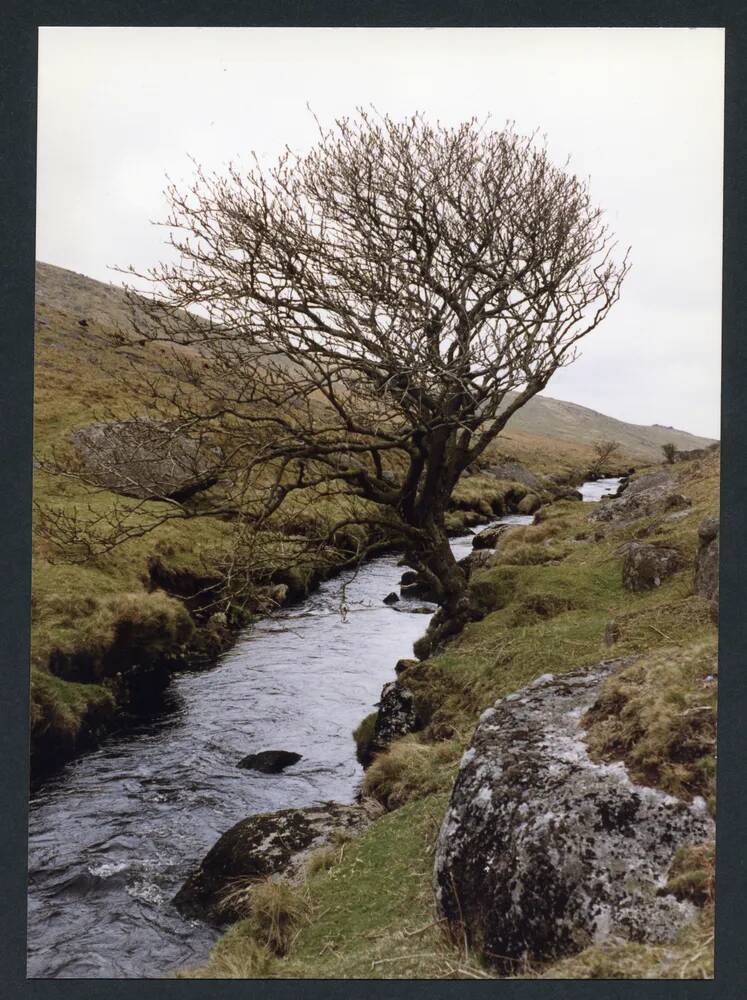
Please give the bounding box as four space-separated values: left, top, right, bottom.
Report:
27 515 534 978
27 479 618 978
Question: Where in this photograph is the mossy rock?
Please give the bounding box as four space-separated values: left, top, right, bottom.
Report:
353 712 378 767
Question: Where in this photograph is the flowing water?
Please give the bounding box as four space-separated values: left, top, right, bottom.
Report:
27 515 536 978
579 477 622 502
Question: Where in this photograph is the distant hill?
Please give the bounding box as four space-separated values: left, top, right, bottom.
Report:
35 261 717 464
500 392 716 463
36 260 146 332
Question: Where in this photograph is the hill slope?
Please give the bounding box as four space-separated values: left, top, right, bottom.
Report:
35 260 716 463
501 392 716 463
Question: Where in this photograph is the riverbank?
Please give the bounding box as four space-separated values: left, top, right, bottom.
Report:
184 448 718 980
32 455 589 779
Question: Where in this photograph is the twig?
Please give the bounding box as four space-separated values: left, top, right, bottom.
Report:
403 918 447 938
647 623 674 641
371 952 438 966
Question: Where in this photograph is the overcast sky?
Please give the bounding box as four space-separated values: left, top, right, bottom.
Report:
37 27 724 438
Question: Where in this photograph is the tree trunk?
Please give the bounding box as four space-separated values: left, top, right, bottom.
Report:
408 515 476 661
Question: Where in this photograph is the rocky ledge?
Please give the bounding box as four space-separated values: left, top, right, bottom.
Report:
434 660 713 972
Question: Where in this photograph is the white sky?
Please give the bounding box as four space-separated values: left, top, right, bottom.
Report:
36 27 724 438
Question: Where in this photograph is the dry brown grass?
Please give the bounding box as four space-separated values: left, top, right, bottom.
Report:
584 638 717 811
361 736 464 810
218 877 310 956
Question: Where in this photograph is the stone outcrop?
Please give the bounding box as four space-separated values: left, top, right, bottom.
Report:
174 801 378 924
434 662 713 972
71 419 220 500
622 542 685 591
589 471 690 524
370 680 418 753
673 442 720 463
694 517 719 622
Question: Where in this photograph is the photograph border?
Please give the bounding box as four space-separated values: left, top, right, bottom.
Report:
1 2 745 997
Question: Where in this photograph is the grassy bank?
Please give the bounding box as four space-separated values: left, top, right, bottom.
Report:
187 448 718 979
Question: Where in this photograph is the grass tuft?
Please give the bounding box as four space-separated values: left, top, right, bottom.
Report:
362 737 464 810
218 878 309 956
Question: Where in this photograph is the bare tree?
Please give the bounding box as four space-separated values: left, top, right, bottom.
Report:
662 442 677 464
591 439 621 473
38 113 630 648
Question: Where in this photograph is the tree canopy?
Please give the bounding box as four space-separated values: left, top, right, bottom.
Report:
39 113 630 643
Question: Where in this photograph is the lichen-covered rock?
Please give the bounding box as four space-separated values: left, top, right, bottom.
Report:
434 662 713 972
71 419 220 500
371 680 418 753
694 517 719 622
622 542 685 591
590 471 690 524
472 524 513 550
174 801 377 924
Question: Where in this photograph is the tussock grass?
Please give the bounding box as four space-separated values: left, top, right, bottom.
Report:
362 736 464 810
217 877 309 955
665 841 715 907
178 929 275 979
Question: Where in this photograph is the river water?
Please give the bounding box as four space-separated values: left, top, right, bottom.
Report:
27 515 537 978
579 477 622 502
